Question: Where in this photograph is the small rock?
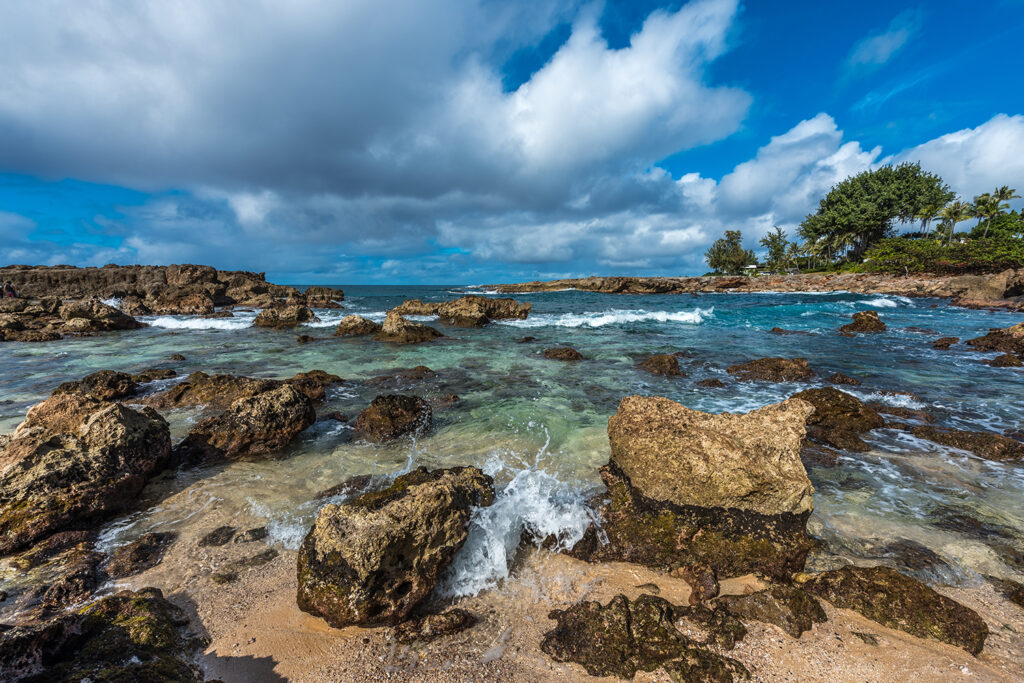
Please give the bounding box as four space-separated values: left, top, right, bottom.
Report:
726 357 814 383
988 353 1022 367
718 585 826 638
673 564 719 604
839 310 886 333
393 608 476 643
517 336 537 343
696 378 725 388
104 532 177 578
639 354 684 376
827 372 861 386
932 337 958 350
543 347 583 361
198 526 237 547
234 527 269 544
352 394 432 443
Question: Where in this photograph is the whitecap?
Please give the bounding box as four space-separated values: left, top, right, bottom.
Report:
144 316 253 331
848 389 926 410
498 307 713 329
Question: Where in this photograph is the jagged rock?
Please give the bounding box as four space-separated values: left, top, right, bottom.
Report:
296 466 494 627
316 474 378 500
870 404 932 423
131 368 177 384
0 396 171 553
0 587 204 682
393 608 476 643
911 426 1024 462
118 295 152 316
199 525 237 547
726 357 814 383
174 385 316 464
540 594 749 681
986 576 1024 608
544 347 583 361
718 585 826 638
791 387 885 452
285 370 343 401
353 395 432 443
143 371 279 409
104 531 177 578
391 299 440 316
966 322 1024 356
839 310 886 333
38 544 103 610
436 295 531 327
148 289 215 315
303 285 345 308
51 370 138 401
253 304 316 328
10 530 94 570
374 311 443 343
800 565 988 655
988 353 1023 367
827 372 861 386
933 336 959 350
696 378 726 388
607 395 814 516
800 441 842 468
57 299 143 332
640 354 685 376
334 314 382 337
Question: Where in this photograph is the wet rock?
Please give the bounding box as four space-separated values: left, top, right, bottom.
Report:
104 531 177 578
800 441 842 468
769 327 805 335
640 354 685 377
253 304 317 328
296 466 494 627
518 336 537 343
39 544 103 610
966 322 1024 356
607 395 814 516
436 295 531 327
352 394 432 443
57 299 143 331
296 334 315 344
869 404 932 423
852 631 879 645
131 368 177 384
791 387 885 452
0 587 204 682
174 385 316 464
726 357 814 383
202 310 234 319
198 526 237 547
540 594 749 680
374 311 443 343
985 576 1024 608
827 372 861 386
717 585 826 638
143 370 280 409
316 474 378 500
800 565 988 655
932 336 959 350
911 426 1024 462
0 396 171 553
168 353 186 361
390 299 440 316
211 572 237 584
334 314 382 337
393 608 476 643
988 353 1022 367
234 526 268 543
10 530 94 570
232 548 278 568
543 347 583 361
696 378 725 388
51 370 138 401
285 369 343 402
839 310 886 333
366 365 435 387
672 565 719 604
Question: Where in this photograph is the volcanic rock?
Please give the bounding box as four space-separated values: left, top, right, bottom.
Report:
51 370 138 401
353 394 432 443
966 322 1024 356
726 357 814 383
374 311 443 343
544 347 583 361
334 314 382 337
839 310 886 333
639 354 684 376
253 304 316 328
827 372 861 386
791 387 885 452
911 426 1024 462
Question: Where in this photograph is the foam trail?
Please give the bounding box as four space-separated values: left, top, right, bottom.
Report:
145 316 254 330
499 307 713 329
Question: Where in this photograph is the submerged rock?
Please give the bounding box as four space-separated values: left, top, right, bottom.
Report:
0 396 171 553
543 347 583 361
696 378 726 388
199 525 237 547
296 466 494 628
253 303 317 328
718 585 826 638
911 426 1024 462
374 311 444 344
393 608 476 643
353 394 432 443
932 336 959 350
38 543 104 610
540 594 749 680
673 564 719 604
988 353 1023 367
104 531 177 578
0 587 204 682
827 372 861 386
800 565 988 655
174 385 316 464
131 368 177 384
839 310 886 333
639 354 685 376
726 357 814 383
334 314 382 337
791 387 885 452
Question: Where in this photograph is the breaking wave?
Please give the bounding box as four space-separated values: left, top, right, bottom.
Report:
144 315 254 330
498 307 713 329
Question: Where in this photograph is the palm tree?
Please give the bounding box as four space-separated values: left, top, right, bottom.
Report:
939 200 971 245
915 203 942 238
993 186 1020 204
973 193 1010 237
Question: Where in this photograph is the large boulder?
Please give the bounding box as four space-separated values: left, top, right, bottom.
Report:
174 385 315 465
800 565 988 655
966 322 1024 356
391 299 440 316
143 370 338 410
296 466 494 627
911 426 1024 462
57 299 143 331
0 395 171 553
285 370 344 402
374 311 443 343
253 304 317 328
436 295 531 327
0 588 204 682
726 357 814 383
147 288 215 315
791 387 885 452
352 394 432 443
334 314 382 337
569 396 817 580
839 310 886 333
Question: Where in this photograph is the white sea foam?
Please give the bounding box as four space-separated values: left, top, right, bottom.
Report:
438 452 600 598
498 307 713 329
144 315 254 330
101 297 122 308
848 389 926 410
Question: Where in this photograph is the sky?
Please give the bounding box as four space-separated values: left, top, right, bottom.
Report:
1 0 1023 284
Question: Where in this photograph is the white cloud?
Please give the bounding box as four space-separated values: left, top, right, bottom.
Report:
846 10 922 71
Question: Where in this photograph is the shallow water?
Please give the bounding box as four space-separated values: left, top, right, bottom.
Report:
2 285 1023 597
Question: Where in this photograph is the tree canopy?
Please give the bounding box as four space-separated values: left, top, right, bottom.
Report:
705 230 757 274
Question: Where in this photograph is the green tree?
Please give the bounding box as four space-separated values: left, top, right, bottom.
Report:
938 200 972 246
972 193 1009 238
706 230 758 274
758 226 791 272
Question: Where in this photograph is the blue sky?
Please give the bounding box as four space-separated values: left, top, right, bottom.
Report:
1 0 1022 283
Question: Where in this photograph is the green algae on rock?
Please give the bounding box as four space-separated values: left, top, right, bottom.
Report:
791 387 885 452
725 357 815 383
800 565 988 655
352 394 432 443
296 466 494 628
911 425 1024 462
717 585 826 638
639 354 685 377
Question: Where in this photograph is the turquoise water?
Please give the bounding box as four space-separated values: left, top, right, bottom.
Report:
2 286 1023 594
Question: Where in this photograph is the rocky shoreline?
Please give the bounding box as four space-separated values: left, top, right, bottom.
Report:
493 270 1024 311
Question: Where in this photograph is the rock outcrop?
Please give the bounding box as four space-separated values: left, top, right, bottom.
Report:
374 311 444 343
639 354 684 376
352 394 432 443
303 285 345 308
1 298 144 343
839 310 886 333
791 387 885 452
911 426 1024 462
143 370 340 409
569 396 817 580
966 322 1024 357
0 395 171 553
253 304 317 328
726 358 814 383
296 466 494 627
392 295 531 327
334 314 382 337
